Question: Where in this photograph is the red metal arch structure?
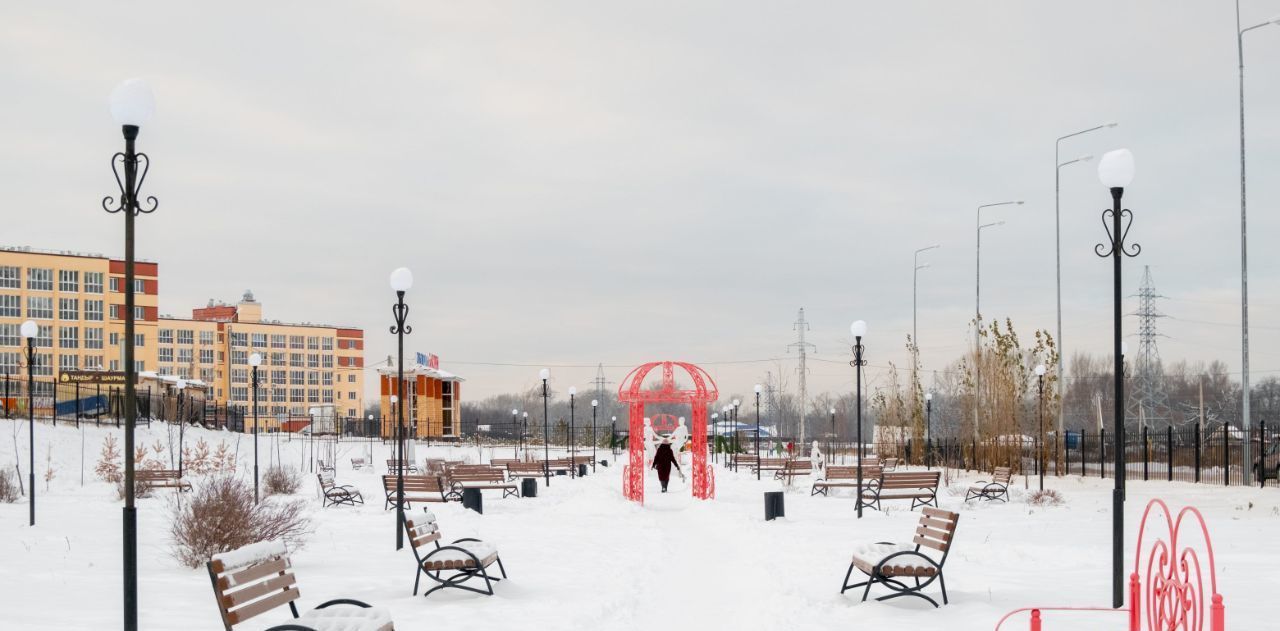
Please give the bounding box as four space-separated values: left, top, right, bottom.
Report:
618 361 719 504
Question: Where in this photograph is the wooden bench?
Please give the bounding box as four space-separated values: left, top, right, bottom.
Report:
386 459 418 474
728 453 754 472
207 540 393 630
445 467 519 500
382 475 449 510
810 465 877 496
350 457 368 471
404 511 508 598
317 473 363 508
137 469 191 492
490 458 520 471
840 507 960 607
775 459 812 484
316 459 335 474
965 466 1012 502
859 470 941 512
880 457 899 472
753 457 789 473
506 462 547 479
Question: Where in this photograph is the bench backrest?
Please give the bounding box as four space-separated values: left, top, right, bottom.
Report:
206 540 300 631
490 458 519 469
137 469 180 480
449 469 507 484
992 466 1012 484
382 474 445 493
915 507 960 557
784 460 812 471
448 464 494 474
507 463 546 477
403 512 442 558
881 457 899 471
824 466 860 480
317 473 335 490
351 457 366 466
879 471 941 489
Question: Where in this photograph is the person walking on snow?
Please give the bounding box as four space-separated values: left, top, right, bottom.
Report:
652 439 681 492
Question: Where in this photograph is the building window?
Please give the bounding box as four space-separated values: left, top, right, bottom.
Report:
322 372 333 386
109 332 120 346
348 374 356 383
58 270 79 292
177 329 193 345
0 351 16 375
199 330 214 345
307 354 319 369
158 329 173 344
27 296 53 319
290 353 303 367
109 360 119 371
27 268 53 291
200 368 214 382
290 370 305 386
322 337 334 351
109 277 121 292
199 349 214 364
177 348 193 364
58 298 79 320
85 327 104 350
84 355 103 370
84 299 103 321
289 335 305 349
307 336 319 350
133 279 145 293
109 305 119 319
134 306 145 321
84 272 104 294
270 334 287 348
231 387 248 402
0 266 20 289
322 354 333 369
272 388 287 403
230 332 248 347
33 353 53 376
59 354 79 372
348 392 356 400
270 352 285 365
231 350 247 365
308 388 319 403
134 360 145 372
323 389 334 404
134 333 144 347
58 326 79 349
272 370 286 385
307 371 320 386
158 347 173 363
231 368 248 383
251 333 267 348
290 388 305 403
36 325 53 348
0 294 18 317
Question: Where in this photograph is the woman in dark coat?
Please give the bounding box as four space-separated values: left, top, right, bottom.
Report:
652 439 681 492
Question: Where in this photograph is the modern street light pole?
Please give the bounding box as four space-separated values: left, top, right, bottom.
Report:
389 267 413 550
540 369 551 486
1035 364 1046 491
732 400 741 454
925 392 933 469
568 387 576 478
20 320 37 526
522 412 529 459
828 407 836 465
249 354 262 503
176 379 186 480
511 409 519 458
974 200 1021 442
591 399 598 472
850 320 867 519
610 416 617 456
710 413 719 463
753 385 763 479
1095 148 1138 608
913 244 940 350
1236 4 1279 486
103 78 157 631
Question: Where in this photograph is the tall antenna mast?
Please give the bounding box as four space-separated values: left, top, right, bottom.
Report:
788 308 816 449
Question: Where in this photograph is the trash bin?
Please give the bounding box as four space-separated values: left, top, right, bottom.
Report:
600 459 609 467
764 491 785 521
577 463 588 477
521 477 538 498
462 488 483 514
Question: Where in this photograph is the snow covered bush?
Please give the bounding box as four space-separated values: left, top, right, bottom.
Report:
170 476 311 568
0 468 18 503
116 476 154 500
262 466 301 496
1026 488 1064 507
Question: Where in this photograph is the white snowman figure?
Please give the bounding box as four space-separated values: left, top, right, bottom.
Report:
669 417 690 466
809 440 824 471
642 417 659 468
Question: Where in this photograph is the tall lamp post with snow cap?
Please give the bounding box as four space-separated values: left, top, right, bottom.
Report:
1034 364 1046 491
540 368 551 485
1094 148 1139 608
710 413 718 463
511 409 519 458
20 319 37 526
850 320 868 519
591 399 599 472
753 384 763 480
732 399 741 454
102 78 157 631
924 393 933 469
568 386 577 478
828 407 836 465
176 379 187 480
389 266 413 550
522 412 529 458
249 353 263 503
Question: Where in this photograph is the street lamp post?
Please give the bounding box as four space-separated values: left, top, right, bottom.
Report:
389 267 413 550
710 413 718 463
732 399 741 454
367 414 374 463
1095 148 1139 608
828 407 836 465
249 353 262 503
522 412 529 459
511 409 519 458
540 369 550 486
1236 5 1279 486
20 320 37 526
1035 364 1046 491
925 392 933 469
974 200 1022 441
850 320 867 519
591 399 599 472
913 244 940 351
103 78 157 631
176 379 187 480
753 385 763 479
568 387 576 478
610 416 617 456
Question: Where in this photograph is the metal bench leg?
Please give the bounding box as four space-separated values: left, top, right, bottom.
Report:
839 562 859 594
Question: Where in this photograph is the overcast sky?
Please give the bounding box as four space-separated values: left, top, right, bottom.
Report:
4 2 1279 402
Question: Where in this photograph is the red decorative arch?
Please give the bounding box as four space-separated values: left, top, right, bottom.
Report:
617 361 719 504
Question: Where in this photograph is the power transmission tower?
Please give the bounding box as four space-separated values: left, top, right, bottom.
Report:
592 363 613 408
788 308 816 449
1129 266 1170 427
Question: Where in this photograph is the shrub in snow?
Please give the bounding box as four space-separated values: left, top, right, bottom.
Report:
263 466 301 496
1026 488 1064 507
96 435 123 484
170 475 311 569
0 468 18 503
183 439 212 476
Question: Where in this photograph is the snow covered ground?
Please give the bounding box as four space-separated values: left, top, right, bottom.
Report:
1 419 1275 630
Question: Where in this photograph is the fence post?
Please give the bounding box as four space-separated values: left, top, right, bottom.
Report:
1054 434 1060 477
1258 422 1265 489
1194 424 1201 483
1142 425 1149 481
51 380 58 427
1167 425 1173 482
1223 423 1229 487
1100 428 1106 479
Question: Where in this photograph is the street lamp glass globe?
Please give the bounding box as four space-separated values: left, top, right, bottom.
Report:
925 392 933 401
1035 364 1047 376
19 320 38 339
611 416 616 421
829 407 836 414
568 386 576 396
368 415 374 420
389 267 413 292
176 379 186 390
753 384 762 394
523 412 528 418
1098 148 1135 188
248 352 262 367
390 395 398 403
591 399 598 407
512 409 518 415
733 399 740 407
539 368 550 380
712 413 718 419
850 320 867 338
109 78 156 127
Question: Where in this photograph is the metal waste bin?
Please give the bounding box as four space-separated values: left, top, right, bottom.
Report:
764 491 785 521
521 477 538 498
462 488 483 514
577 463 588 477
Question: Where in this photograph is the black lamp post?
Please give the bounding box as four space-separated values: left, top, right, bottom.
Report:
1034 364 1046 491
850 320 867 520
753 384 762 480
828 407 836 465
591 399 599 472
568 387 576 478
540 369 550 485
20 320 37 526
249 354 262 503
103 78 157 631
176 379 186 480
367 414 375 463
1095 149 1138 608
610 416 617 455
511 409 519 458
710 413 719 463
925 393 933 469
389 267 413 550
521 412 528 459
732 400 741 454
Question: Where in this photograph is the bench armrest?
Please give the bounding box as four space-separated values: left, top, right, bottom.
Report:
265 625 320 631
314 598 373 609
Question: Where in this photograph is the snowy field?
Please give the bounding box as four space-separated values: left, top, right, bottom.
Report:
0 419 1275 630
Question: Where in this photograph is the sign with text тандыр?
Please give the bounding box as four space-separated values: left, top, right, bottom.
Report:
59 370 127 385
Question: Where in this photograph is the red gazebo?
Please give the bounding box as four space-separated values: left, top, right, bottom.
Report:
618 361 719 504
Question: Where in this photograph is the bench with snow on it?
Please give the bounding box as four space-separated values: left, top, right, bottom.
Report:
751 457 790 473
382 475 449 510
445 467 519 500
386 459 418 474
840 507 960 608
317 473 363 508
880 457 900 472
859 470 941 512
489 458 520 471
350 457 368 471
137 469 191 492
533 458 572 474
994 498 1226 631
965 467 1012 503
727 453 754 472
207 540 393 631
810 464 881 497
775 460 813 484
316 460 335 474
404 511 508 598
506 462 548 479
